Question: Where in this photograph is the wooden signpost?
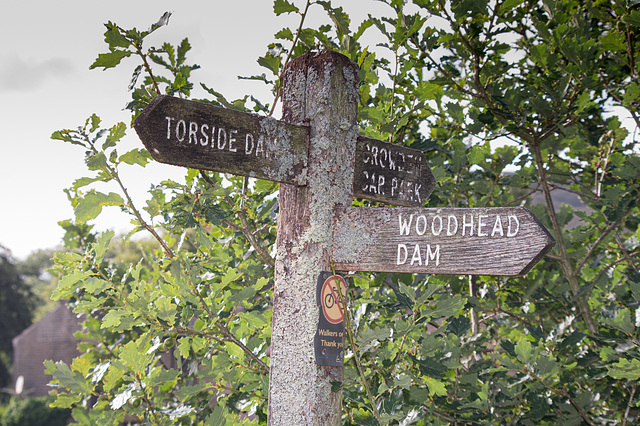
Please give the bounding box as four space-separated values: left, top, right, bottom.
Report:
134 51 554 426
332 206 555 276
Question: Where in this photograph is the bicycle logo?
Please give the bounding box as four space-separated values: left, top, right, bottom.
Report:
320 275 347 324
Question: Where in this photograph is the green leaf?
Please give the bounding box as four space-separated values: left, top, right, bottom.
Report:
468 145 487 166
178 336 191 358
89 114 102 132
51 130 80 145
535 355 558 379
118 341 152 375
515 337 535 365
103 122 127 149
228 286 257 306
394 374 412 390
102 366 124 392
273 0 299 15
104 23 130 49
119 148 151 166
101 310 125 328
415 81 443 100
75 191 124 222
221 268 242 286
399 282 416 301
72 173 112 190
622 10 640 27
275 27 294 41
177 38 191 66
154 296 177 326
148 368 180 390
49 392 82 408
46 360 94 394
499 0 524 13
239 311 268 329
600 32 625 52
603 308 635 334
176 382 211 401
257 55 280 75
559 331 585 351
84 277 111 294
446 315 470 337
224 341 245 359
86 152 108 171
430 166 446 183
94 230 114 263
357 326 392 349
413 356 448 378
193 318 205 332
623 82 640 105
90 50 132 70
53 270 92 299
317 1 350 36
206 405 228 425
607 358 640 380
427 295 466 319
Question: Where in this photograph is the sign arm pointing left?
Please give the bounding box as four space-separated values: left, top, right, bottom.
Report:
134 95 436 207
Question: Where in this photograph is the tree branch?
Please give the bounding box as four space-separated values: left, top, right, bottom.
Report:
199 171 275 268
530 141 596 333
623 381 638 426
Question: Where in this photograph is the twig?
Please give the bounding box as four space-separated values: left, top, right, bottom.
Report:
547 183 598 202
615 232 639 274
529 370 595 426
574 219 620 276
82 130 174 258
136 372 161 424
330 263 382 424
199 171 275 268
188 277 269 373
269 0 312 117
133 42 162 95
530 142 596 333
586 251 640 300
623 381 638 426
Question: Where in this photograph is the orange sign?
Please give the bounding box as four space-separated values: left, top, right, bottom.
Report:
320 275 347 324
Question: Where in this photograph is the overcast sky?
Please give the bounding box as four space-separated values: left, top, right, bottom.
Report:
0 0 391 259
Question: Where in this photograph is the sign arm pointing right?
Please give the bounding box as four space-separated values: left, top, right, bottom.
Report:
331 206 555 277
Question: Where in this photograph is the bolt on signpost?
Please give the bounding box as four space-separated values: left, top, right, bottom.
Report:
134 51 555 425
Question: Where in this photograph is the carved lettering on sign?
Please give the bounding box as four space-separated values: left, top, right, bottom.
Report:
353 136 435 207
163 116 274 160
332 207 555 276
134 95 309 185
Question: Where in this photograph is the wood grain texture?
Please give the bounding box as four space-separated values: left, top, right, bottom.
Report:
134 95 309 185
268 51 359 426
332 206 555 276
353 136 435 206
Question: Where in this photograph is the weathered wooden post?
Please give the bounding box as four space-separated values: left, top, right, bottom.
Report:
267 51 359 425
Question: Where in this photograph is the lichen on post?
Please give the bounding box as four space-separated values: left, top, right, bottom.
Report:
267 51 359 425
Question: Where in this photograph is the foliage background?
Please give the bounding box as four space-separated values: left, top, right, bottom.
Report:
44 0 640 424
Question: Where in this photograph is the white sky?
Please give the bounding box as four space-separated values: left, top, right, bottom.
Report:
0 0 390 259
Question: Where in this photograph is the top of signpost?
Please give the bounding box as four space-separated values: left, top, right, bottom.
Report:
134 94 436 207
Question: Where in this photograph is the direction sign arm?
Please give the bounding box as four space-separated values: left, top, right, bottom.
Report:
331 206 555 277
